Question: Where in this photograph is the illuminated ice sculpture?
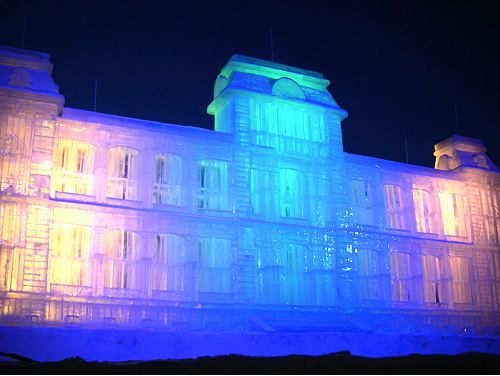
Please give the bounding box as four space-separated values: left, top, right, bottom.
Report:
0 45 499 334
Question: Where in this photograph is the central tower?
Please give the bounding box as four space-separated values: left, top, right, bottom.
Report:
208 56 351 305
208 55 348 226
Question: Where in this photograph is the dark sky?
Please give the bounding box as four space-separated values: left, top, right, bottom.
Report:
1 0 499 168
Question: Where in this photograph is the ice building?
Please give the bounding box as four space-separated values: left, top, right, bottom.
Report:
1 45 499 333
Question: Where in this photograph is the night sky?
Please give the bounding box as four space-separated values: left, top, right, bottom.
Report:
1 0 499 168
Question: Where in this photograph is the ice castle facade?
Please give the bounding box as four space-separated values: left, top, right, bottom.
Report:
1 45 499 333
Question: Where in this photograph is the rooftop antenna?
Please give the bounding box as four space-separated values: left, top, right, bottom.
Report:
454 101 459 135
21 7 27 49
404 137 409 164
270 28 274 62
93 81 97 112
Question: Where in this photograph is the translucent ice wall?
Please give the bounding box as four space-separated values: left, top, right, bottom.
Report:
1 47 499 332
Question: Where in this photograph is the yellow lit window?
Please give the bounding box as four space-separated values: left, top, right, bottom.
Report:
450 256 472 304
439 193 467 237
481 189 500 244
49 223 91 286
53 139 95 195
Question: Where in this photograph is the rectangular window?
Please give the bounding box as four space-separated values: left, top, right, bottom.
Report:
251 168 273 215
439 193 467 237
450 256 472 304
413 189 438 233
280 169 303 218
383 185 408 230
49 223 91 286
390 252 419 302
284 244 305 305
351 180 377 226
107 147 139 200
422 255 445 303
198 160 229 210
481 189 500 244
153 234 185 291
0 132 26 194
358 249 384 301
198 237 231 293
53 139 95 195
105 230 136 289
153 153 182 205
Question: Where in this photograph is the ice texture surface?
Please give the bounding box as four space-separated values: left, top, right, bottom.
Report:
0 45 499 360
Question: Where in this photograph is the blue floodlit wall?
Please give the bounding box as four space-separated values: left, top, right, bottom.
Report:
0 45 500 334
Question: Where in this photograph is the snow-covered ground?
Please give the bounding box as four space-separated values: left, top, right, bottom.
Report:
1 325 500 362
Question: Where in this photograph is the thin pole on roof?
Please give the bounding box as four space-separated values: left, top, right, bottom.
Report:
454 101 459 135
271 28 274 62
405 137 409 164
94 81 97 112
21 7 27 49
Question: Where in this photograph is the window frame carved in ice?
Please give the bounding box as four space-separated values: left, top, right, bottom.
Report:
48 222 92 288
280 168 304 219
350 180 377 226
422 254 447 305
0 133 26 194
104 230 136 290
412 189 439 234
153 153 182 206
197 159 229 211
438 192 467 238
52 139 96 196
450 256 473 305
152 233 186 292
357 248 386 302
107 147 139 201
383 184 409 231
389 252 421 304
197 237 231 293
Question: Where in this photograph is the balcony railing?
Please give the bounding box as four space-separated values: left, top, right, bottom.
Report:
103 287 141 299
50 284 93 297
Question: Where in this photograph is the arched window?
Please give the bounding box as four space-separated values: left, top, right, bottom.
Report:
52 139 95 195
105 230 136 289
153 234 185 291
107 147 139 200
153 153 182 205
